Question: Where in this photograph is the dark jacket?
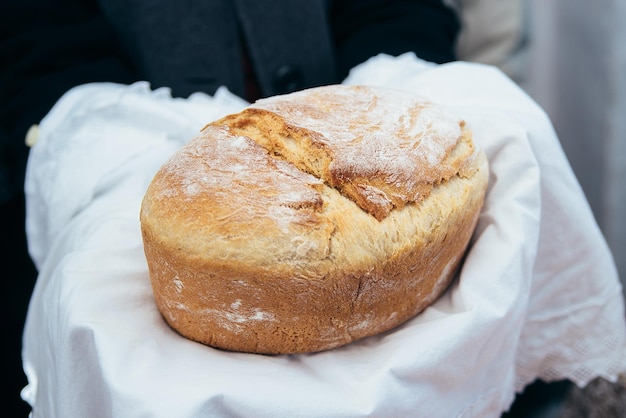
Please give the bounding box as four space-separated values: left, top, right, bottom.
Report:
0 0 459 202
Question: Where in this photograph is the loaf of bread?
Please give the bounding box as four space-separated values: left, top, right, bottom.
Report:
140 85 489 354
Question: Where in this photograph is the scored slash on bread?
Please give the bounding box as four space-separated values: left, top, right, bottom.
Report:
217 85 477 221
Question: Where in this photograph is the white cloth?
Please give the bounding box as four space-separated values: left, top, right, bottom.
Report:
21 54 626 418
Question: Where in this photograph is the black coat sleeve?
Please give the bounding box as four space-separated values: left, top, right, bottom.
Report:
0 0 136 201
329 0 460 80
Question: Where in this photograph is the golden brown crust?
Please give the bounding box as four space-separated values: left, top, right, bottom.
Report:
140 85 489 354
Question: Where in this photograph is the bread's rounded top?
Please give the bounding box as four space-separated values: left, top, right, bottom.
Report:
141 85 483 277
225 85 475 220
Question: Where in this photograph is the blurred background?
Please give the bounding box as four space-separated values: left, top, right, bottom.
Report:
451 0 625 295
